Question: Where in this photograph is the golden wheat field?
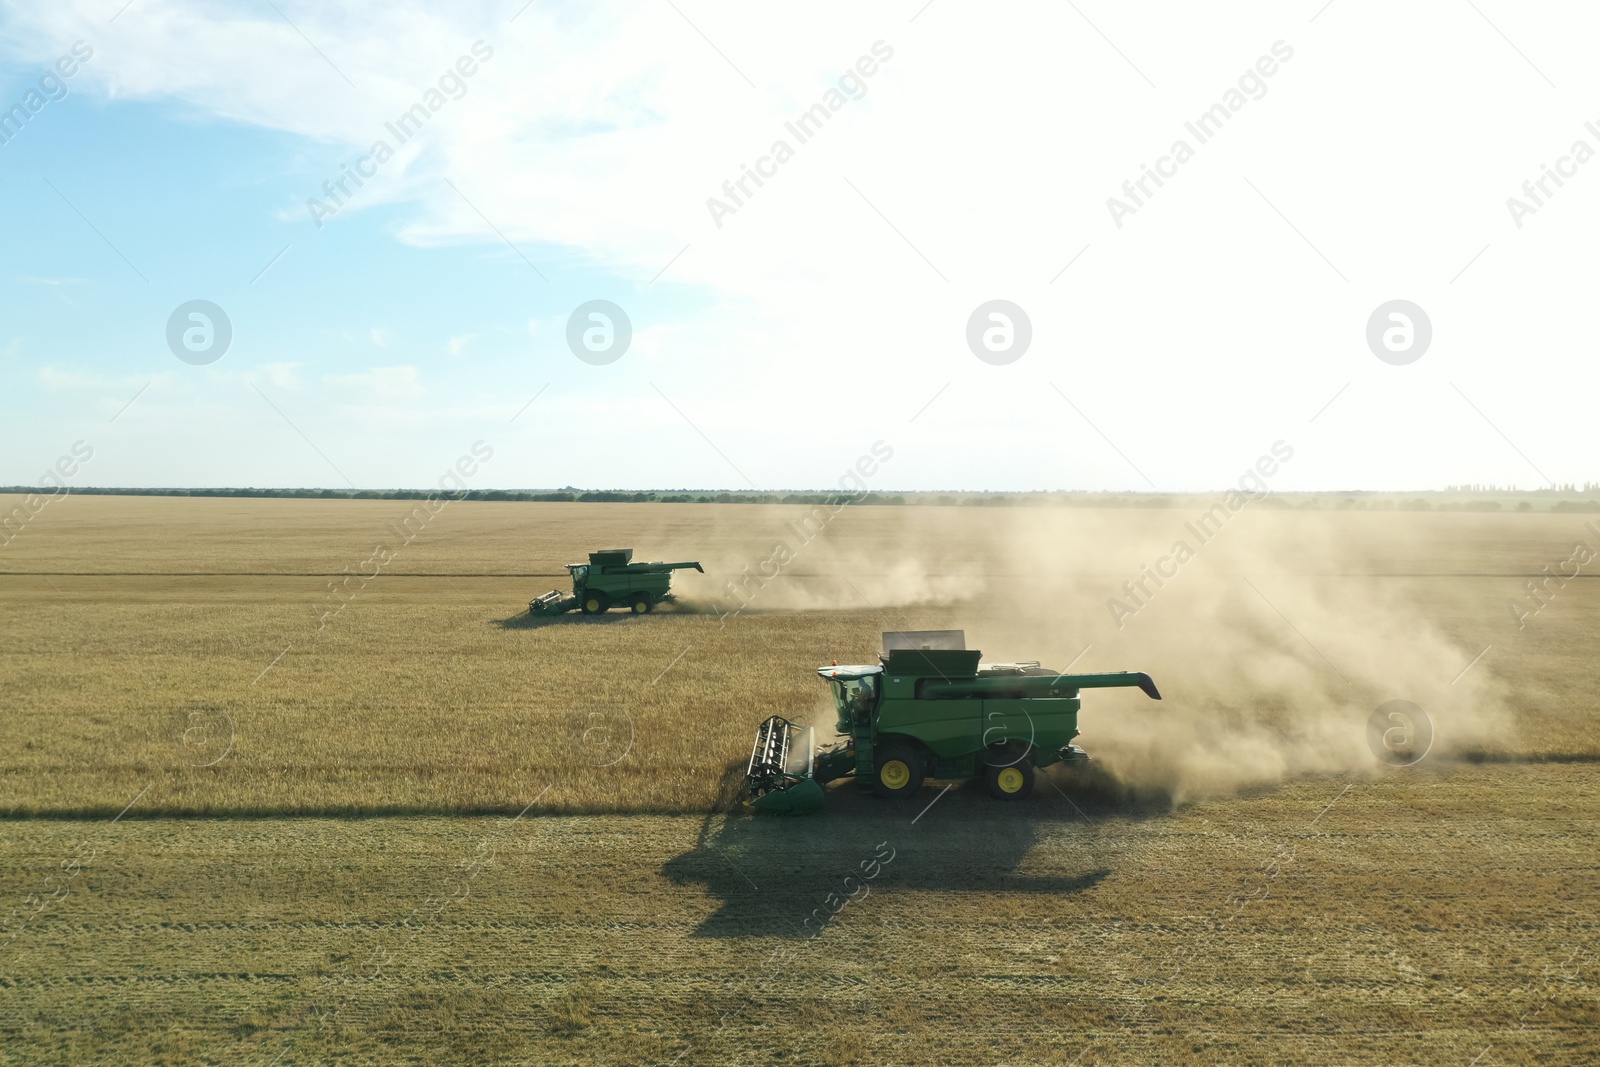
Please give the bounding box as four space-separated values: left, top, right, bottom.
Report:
1 495 1597 1065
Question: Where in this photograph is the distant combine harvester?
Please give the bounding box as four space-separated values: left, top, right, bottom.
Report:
529 549 703 616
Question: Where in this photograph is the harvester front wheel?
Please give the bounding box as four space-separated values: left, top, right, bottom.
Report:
872 741 924 799
629 593 654 614
984 748 1035 801
581 592 610 615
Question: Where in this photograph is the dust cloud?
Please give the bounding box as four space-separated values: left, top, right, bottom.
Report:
657 501 1510 803
966 506 1507 803
662 503 974 618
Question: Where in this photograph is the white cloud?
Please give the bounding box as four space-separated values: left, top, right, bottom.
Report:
37 365 148 391
259 362 302 390
370 327 388 348
324 365 425 399
446 333 475 358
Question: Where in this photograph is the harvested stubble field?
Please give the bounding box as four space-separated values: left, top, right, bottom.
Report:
0 495 1596 1065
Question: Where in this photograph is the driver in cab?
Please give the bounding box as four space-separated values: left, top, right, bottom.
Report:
852 680 876 721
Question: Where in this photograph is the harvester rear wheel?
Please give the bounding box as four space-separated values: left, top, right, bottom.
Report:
872 741 924 799
984 748 1035 801
581 592 610 614
629 593 653 614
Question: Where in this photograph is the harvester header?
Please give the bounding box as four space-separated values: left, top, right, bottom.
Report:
530 548 703 616
745 631 1160 814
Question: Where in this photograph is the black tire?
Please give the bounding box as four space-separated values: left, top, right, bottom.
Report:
580 591 610 615
629 592 654 614
872 740 925 799
983 745 1035 801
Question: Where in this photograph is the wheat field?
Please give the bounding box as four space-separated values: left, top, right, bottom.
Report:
1 495 1596 1064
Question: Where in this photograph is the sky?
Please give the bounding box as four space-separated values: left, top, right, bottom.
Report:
0 0 1596 493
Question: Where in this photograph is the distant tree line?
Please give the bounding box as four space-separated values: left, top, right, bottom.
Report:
3 486 1598 511
0 485 910 505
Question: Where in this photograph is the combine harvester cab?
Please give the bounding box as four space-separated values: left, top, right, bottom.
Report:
745 631 1160 814
529 548 703 616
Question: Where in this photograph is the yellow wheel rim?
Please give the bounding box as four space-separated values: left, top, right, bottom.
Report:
586 599 600 612
633 600 647 613
997 767 1026 793
880 759 911 790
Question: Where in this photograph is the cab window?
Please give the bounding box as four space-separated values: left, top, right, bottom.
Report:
832 676 878 719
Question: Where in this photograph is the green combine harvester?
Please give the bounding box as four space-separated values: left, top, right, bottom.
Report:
529 548 703 615
745 631 1161 814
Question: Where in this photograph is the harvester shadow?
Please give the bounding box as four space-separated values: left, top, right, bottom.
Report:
493 612 637 630
493 603 705 629
662 766 1152 940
